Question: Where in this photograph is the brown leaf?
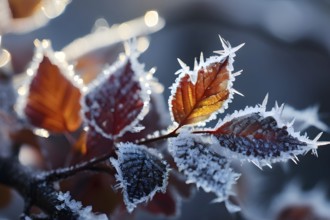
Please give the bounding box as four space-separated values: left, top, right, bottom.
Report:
8 0 42 18
24 44 82 133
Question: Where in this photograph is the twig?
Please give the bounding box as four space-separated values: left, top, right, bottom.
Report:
41 151 115 182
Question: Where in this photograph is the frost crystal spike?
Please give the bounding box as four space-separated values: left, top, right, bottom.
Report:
110 143 169 213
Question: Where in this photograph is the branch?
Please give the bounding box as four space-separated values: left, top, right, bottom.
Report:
0 156 78 219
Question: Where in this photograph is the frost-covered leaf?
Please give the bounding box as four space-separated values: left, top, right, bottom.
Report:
242 180 330 220
110 143 169 213
169 36 244 127
211 95 329 167
169 131 240 210
17 40 83 133
82 46 150 140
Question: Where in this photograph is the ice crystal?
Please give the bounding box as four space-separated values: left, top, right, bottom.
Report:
282 105 329 132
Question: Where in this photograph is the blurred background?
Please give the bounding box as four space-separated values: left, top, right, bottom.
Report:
1 0 330 219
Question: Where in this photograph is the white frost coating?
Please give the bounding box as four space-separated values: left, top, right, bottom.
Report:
81 39 151 139
169 130 240 210
110 143 169 213
56 191 108 220
213 95 330 167
168 36 245 126
15 40 84 128
282 104 329 132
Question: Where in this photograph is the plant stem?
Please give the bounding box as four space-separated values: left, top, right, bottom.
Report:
41 151 115 182
136 131 178 145
136 129 213 145
42 128 213 182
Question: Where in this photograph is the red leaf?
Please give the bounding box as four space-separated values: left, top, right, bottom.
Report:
22 40 82 133
86 127 115 158
82 54 150 139
119 82 170 143
143 191 177 216
211 97 322 167
169 37 243 127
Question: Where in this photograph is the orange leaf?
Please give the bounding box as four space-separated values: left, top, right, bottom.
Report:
23 40 82 133
170 59 230 126
169 37 244 127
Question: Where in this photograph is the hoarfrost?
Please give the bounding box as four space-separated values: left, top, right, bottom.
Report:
56 191 108 220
